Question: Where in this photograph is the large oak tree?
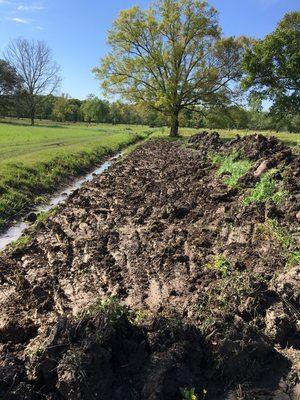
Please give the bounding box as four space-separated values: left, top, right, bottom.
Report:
94 0 247 136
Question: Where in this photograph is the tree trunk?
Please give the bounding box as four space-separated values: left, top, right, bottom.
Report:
29 94 35 126
170 112 179 137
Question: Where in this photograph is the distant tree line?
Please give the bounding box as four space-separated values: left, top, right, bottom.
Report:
1 89 298 132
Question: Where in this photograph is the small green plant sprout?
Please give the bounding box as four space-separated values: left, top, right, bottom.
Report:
255 219 292 251
287 250 300 266
268 219 291 250
61 346 86 383
131 309 151 325
36 207 59 223
180 388 207 400
211 153 252 187
13 271 29 291
180 387 198 400
243 169 288 205
9 234 30 251
89 296 126 323
210 254 232 278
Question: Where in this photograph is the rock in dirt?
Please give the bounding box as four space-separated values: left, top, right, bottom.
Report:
25 212 37 223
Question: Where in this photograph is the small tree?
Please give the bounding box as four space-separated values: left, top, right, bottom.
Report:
243 11 300 117
5 38 61 125
94 0 247 136
52 94 71 122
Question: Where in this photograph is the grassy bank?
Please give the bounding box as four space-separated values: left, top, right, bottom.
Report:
0 121 160 231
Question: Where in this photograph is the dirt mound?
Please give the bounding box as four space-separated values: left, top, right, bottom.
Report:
0 134 299 399
188 130 223 155
225 133 291 160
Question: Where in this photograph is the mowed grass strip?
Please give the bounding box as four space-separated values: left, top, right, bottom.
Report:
0 122 159 231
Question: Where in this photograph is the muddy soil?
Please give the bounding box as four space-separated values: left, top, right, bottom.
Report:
0 133 299 400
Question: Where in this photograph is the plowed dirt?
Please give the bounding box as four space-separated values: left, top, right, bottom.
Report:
0 132 299 400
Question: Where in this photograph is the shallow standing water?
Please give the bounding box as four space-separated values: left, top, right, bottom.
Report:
0 152 122 252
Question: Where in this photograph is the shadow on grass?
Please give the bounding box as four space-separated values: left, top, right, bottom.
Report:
0 120 68 129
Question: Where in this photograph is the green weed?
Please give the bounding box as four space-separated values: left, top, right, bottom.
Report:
13 271 29 291
9 234 30 250
61 347 86 383
197 271 255 333
243 169 288 205
256 219 291 250
88 296 126 324
180 388 207 400
180 388 198 400
255 219 298 267
210 254 232 278
131 309 151 324
287 250 300 266
36 207 59 223
211 153 252 187
267 219 291 249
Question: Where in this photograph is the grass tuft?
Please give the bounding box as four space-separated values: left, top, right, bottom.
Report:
180 387 199 400
243 169 288 205
209 254 232 278
211 153 252 187
87 296 126 324
287 250 300 266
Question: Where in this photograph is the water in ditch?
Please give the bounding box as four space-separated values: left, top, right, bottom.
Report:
0 153 122 252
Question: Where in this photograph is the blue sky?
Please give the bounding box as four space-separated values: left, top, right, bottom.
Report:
0 0 298 100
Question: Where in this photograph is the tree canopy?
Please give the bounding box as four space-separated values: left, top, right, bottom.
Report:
0 59 20 96
94 0 247 136
242 11 300 117
0 59 22 115
80 95 110 123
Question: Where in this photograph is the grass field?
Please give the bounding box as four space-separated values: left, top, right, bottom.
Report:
0 121 160 231
0 119 298 232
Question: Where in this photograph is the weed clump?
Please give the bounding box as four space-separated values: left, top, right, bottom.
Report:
255 219 299 267
180 387 207 400
10 234 30 250
87 296 126 324
211 153 252 187
256 219 291 250
287 250 300 266
197 271 256 334
209 254 232 278
180 387 197 400
243 169 287 205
